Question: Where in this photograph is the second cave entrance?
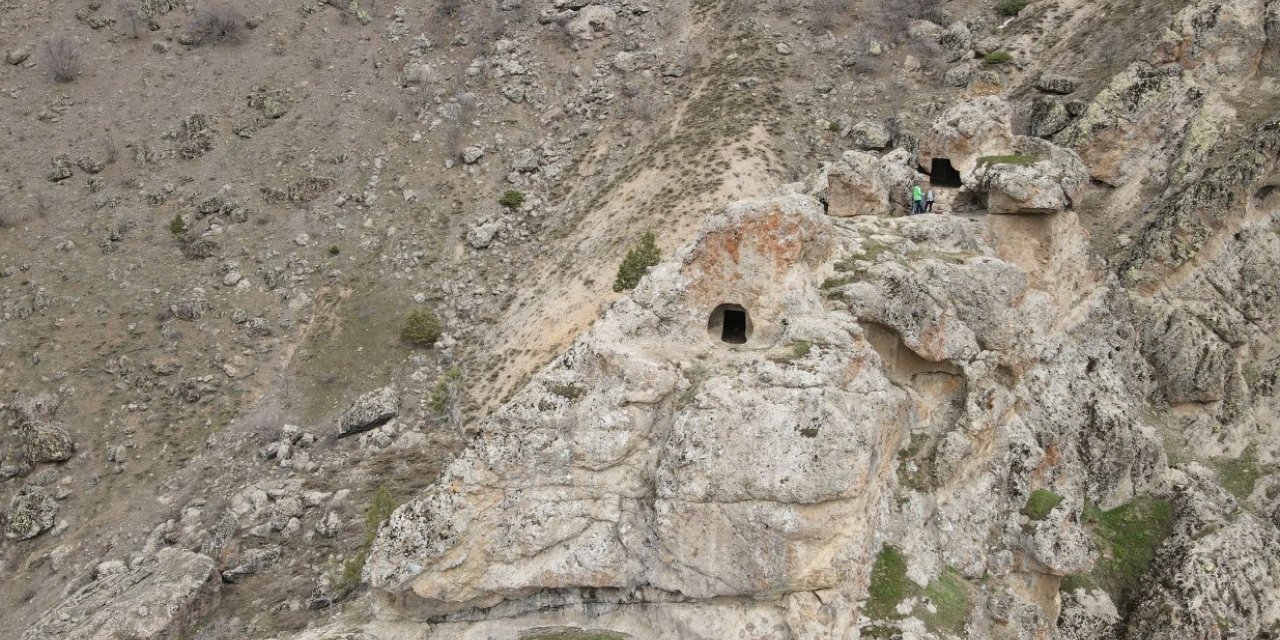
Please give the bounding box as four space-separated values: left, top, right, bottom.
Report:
930 158 963 187
708 304 752 344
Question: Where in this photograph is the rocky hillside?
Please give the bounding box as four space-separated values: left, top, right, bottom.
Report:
2 0 1278 638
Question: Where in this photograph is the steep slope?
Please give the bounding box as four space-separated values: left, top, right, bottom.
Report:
4 0 1279 638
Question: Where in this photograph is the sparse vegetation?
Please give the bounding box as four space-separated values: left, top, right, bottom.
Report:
190 2 246 45
612 231 661 292
676 366 709 408
500 189 526 210
770 340 813 363
117 1 147 39
336 486 399 597
401 309 443 347
43 36 82 83
430 368 466 429
1022 489 1065 521
520 630 630 640
983 50 1013 65
995 0 1029 16
328 244 341 256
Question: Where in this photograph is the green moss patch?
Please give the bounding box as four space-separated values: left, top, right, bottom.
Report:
919 569 973 634
821 275 856 289
865 546 974 633
1022 489 1065 521
549 383 587 400
995 0 1029 16
1211 446 1265 501
866 545 911 619
1080 497 1174 612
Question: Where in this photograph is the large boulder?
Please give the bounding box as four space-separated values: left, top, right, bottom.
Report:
564 5 615 41
817 150 924 217
21 421 75 463
1136 303 1234 404
971 138 1088 214
22 548 220 640
917 96 1016 181
3 486 58 540
847 120 891 150
821 151 890 216
1028 96 1073 139
337 387 400 437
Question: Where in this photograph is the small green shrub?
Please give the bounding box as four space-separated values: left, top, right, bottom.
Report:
612 231 661 292
328 244 341 255
1022 489 1064 521
430 367 465 427
169 214 187 236
983 50 1013 65
499 189 525 210
995 0 1028 16
549 383 587 400
401 309 442 347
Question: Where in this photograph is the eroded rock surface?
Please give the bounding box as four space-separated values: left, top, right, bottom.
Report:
22 548 220 640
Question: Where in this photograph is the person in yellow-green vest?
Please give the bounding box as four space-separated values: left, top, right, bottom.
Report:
910 184 924 215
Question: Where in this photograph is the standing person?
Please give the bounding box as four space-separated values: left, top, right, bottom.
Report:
926 187 935 213
911 184 924 215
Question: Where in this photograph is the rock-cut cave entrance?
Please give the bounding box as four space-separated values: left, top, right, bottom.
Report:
707 304 752 344
930 158 963 187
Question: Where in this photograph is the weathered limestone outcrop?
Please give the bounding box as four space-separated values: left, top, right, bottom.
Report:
366 196 908 625
915 96 1089 214
972 140 1089 214
22 548 220 640
815 149 924 217
337 387 400 437
917 96 1017 179
357 185 1214 638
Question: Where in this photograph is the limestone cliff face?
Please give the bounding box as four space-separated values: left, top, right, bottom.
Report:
363 197 905 623
353 176 1223 638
